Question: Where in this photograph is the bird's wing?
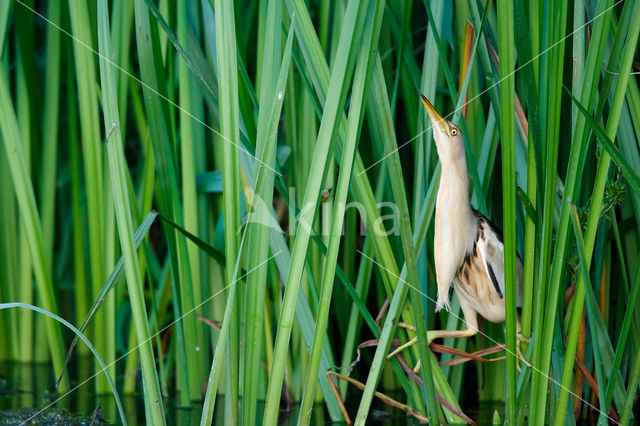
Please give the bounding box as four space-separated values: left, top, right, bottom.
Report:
476 218 524 307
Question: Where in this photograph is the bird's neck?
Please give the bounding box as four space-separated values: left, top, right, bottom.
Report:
438 155 473 220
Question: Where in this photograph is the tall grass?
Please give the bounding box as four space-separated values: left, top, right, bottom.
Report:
1 0 639 424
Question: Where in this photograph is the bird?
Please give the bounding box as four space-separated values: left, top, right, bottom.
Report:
388 94 526 372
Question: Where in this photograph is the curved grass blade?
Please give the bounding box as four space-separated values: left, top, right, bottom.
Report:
0 303 127 425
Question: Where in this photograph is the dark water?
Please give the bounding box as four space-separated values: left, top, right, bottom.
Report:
0 361 501 424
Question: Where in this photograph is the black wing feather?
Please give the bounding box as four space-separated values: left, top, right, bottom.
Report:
486 262 504 299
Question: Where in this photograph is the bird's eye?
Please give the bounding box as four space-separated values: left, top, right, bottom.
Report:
451 128 458 136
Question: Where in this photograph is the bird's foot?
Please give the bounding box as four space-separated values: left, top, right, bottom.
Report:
387 336 417 359
397 322 417 332
387 323 424 372
516 332 531 345
515 332 531 371
387 323 418 361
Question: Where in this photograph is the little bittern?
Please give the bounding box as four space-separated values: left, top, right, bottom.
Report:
388 95 525 371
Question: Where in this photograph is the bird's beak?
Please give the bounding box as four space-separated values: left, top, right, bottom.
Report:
420 94 446 133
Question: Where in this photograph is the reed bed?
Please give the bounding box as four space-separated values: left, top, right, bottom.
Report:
0 0 639 424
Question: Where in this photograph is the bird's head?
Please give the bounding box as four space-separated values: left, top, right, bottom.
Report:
420 94 464 164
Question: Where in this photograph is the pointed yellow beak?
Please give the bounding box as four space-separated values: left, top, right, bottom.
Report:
420 94 447 133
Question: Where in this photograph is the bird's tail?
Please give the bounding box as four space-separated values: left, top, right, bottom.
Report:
435 288 451 312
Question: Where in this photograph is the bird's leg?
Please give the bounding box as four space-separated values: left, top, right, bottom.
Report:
387 327 479 366
507 315 531 371
387 322 422 374
513 314 531 370
515 344 532 371
405 328 479 373
415 303 479 370
389 323 479 352
421 302 480 345
387 307 479 373
515 315 531 346
425 328 478 343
